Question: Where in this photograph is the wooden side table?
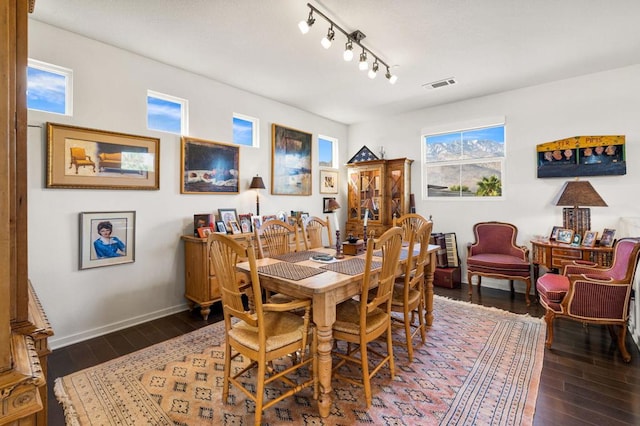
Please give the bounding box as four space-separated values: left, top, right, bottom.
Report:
530 239 613 282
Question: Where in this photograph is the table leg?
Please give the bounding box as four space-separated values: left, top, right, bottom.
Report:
313 293 336 418
425 251 436 326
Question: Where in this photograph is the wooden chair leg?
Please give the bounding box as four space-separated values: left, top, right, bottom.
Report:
613 324 631 363
543 310 555 349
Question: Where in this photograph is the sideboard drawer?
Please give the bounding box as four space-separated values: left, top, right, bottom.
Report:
550 247 581 267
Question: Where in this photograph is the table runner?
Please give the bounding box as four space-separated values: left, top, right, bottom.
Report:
320 257 382 275
271 250 326 263
257 262 326 281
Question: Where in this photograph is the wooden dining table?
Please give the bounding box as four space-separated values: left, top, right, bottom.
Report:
235 244 439 418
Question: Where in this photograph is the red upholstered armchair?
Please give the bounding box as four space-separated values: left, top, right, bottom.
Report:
537 238 640 362
466 222 532 305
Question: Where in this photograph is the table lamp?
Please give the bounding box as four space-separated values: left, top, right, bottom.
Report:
327 198 344 259
554 179 607 237
249 175 266 216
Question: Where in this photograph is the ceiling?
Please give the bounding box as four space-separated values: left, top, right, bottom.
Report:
30 0 640 125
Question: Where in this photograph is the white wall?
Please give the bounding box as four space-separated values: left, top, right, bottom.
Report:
349 64 640 291
27 21 348 348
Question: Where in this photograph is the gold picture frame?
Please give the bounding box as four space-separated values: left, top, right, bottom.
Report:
271 124 312 195
556 228 575 244
47 122 159 190
180 136 239 194
582 231 598 247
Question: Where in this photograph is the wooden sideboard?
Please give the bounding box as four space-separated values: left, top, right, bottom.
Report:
530 239 613 281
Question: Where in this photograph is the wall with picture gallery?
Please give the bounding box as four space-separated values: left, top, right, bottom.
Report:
27 20 348 348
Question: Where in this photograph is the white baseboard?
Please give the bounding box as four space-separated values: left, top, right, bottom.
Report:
49 303 190 350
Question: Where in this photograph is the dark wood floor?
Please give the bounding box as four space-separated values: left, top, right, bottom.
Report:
47 284 640 425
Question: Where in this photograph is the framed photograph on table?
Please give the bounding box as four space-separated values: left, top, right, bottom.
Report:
582 231 597 247
238 213 252 233
79 211 135 270
197 227 213 238
47 122 159 190
181 136 239 194
229 220 241 235
556 228 574 244
271 124 312 195
549 225 562 241
216 221 227 233
599 228 616 247
218 208 237 232
251 215 263 232
320 169 338 194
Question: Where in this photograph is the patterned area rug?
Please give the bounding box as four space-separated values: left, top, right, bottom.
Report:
54 296 545 425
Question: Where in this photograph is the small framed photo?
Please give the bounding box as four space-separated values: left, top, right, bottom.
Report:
599 228 616 247
571 233 582 246
276 210 287 222
320 169 338 194
238 213 252 233
262 214 277 223
79 211 135 270
197 227 213 238
556 228 574 244
549 225 562 240
229 220 241 234
251 215 263 231
323 197 336 213
216 221 227 234
218 208 238 232
582 231 597 247
193 213 214 237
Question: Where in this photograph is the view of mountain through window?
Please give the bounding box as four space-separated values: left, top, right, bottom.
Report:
423 125 505 198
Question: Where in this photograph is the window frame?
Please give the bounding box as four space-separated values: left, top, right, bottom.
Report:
147 90 188 135
27 58 73 116
318 134 338 169
422 120 505 200
232 113 259 147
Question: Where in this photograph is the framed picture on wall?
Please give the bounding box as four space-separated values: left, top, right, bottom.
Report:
47 123 159 190
319 169 338 194
79 211 135 269
181 136 239 194
271 124 312 195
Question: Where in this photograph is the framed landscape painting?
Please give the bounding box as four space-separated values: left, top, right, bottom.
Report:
271 124 312 196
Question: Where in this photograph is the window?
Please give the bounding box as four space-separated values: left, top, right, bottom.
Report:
318 135 337 168
27 59 73 115
233 113 259 147
423 123 505 198
147 90 188 134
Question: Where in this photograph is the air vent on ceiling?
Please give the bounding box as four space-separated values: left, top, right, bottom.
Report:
423 77 457 90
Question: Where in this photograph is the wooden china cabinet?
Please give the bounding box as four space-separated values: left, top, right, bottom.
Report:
1 1 53 425
345 158 413 239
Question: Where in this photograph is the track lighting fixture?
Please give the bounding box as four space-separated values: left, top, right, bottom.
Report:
299 3 398 84
321 25 335 49
343 40 354 61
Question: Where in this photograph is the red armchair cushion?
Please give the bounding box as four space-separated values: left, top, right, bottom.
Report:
537 273 568 304
467 253 530 277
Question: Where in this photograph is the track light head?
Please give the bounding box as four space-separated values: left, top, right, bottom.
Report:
321 26 335 49
368 60 379 79
343 40 354 61
385 67 398 84
298 11 315 34
358 51 368 71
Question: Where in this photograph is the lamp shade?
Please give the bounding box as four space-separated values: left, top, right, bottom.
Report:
249 176 265 190
327 199 341 211
554 180 607 207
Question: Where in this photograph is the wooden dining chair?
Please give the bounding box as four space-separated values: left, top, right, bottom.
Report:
390 220 433 362
392 213 430 243
207 233 317 425
301 215 333 250
332 226 404 408
254 219 299 258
